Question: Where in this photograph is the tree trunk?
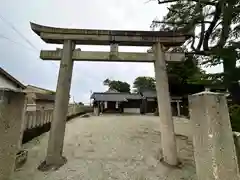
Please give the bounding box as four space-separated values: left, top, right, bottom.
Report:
222 49 240 105
228 83 240 105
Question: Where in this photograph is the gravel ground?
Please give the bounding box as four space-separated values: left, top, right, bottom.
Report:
12 114 196 180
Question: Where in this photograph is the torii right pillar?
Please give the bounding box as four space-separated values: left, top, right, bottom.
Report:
153 42 178 166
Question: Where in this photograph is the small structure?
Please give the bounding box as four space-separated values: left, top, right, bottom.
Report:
141 90 183 115
24 85 55 111
140 91 157 113
91 89 184 116
91 91 144 114
23 85 55 133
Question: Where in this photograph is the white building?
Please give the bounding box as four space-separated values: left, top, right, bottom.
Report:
0 67 25 91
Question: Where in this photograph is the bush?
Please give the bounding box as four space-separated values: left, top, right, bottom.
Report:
229 104 240 132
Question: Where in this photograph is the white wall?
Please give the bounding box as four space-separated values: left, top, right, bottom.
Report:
123 108 140 114
0 74 20 91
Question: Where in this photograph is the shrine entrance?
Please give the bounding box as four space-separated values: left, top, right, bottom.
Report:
30 22 191 170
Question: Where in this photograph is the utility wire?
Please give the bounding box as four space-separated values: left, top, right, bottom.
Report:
0 14 104 103
0 34 37 53
0 13 60 70
0 13 105 85
0 32 59 70
0 13 39 51
0 32 104 83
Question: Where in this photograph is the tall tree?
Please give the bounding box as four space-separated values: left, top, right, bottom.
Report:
133 55 205 93
152 0 240 103
133 76 156 92
167 48 206 85
103 79 130 92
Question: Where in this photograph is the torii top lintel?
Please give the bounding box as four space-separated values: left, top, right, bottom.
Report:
30 22 192 47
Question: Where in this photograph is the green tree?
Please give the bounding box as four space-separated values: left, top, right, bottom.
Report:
103 79 130 92
133 76 156 92
103 78 111 86
166 48 206 85
152 0 240 103
133 55 205 93
78 102 84 105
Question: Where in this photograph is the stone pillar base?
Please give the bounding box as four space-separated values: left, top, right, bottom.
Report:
159 157 182 169
15 150 28 170
37 156 67 172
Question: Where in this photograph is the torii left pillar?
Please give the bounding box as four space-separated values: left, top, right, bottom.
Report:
38 40 75 170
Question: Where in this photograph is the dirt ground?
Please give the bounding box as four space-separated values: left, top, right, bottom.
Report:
12 114 196 180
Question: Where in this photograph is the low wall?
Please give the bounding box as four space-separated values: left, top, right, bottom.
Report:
24 110 53 130
22 104 93 143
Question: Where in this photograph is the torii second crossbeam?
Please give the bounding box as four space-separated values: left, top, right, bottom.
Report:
40 49 185 62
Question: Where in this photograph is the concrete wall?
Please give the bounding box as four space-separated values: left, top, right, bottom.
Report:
0 73 21 91
0 91 26 180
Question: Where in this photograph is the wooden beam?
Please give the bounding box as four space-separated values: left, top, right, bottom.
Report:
40 50 185 62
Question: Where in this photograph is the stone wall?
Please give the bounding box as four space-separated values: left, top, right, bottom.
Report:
0 90 26 180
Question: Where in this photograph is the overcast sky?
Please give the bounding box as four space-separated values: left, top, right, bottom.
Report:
0 0 222 104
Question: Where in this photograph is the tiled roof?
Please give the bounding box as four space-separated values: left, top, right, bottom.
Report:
26 85 56 94
124 93 143 100
91 93 127 101
141 91 182 100
91 92 143 101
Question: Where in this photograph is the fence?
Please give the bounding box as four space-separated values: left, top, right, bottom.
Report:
24 109 53 130
23 104 93 131
22 104 93 144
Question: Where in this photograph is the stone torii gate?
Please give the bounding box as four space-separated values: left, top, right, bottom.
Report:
30 22 192 170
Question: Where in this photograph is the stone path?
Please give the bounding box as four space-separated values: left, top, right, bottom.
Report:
12 115 196 180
